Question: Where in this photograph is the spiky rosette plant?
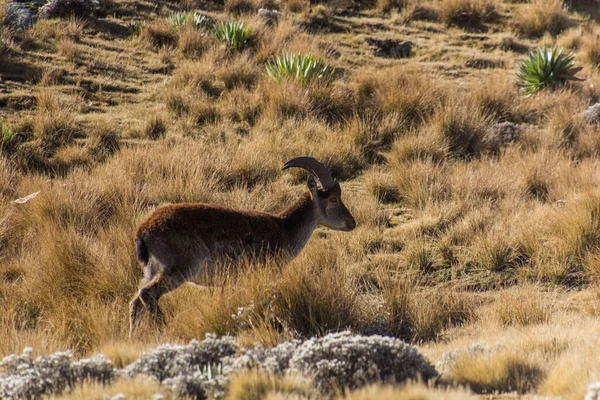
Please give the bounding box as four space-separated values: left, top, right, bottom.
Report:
517 45 583 95
266 53 335 85
211 21 253 51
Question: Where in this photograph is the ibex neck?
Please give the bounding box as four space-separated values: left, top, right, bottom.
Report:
278 193 317 257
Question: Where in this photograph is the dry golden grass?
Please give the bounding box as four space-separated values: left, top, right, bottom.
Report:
439 0 498 28
340 383 477 400
3 0 600 398
227 371 318 400
513 0 572 38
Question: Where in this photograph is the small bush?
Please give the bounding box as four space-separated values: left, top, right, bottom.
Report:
427 102 493 159
288 331 438 393
446 350 545 394
225 0 256 15
0 348 115 399
212 21 253 51
382 278 476 342
266 53 335 85
141 21 177 48
178 25 211 59
34 109 79 153
581 33 600 69
517 46 582 95
87 122 120 160
513 0 571 38
144 115 167 140
490 287 552 327
377 0 410 14
440 0 497 29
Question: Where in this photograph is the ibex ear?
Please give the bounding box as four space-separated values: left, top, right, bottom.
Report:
307 176 319 197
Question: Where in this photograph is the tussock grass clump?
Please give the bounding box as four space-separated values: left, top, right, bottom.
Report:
513 0 571 38
419 101 495 159
33 17 85 42
580 32 600 69
446 349 545 394
140 21 177 49
225 0 257 15
271 262 364 337
177 25 211 59
382 278 477 342
217 54 260 90
377 0 410 14
227 372 317 400
87 121 120 160
143 115 167 140
488 287 552 326
440 0 498 29
353 66 446 128
364 169 402 204
341 383 477 400
34 90 79 152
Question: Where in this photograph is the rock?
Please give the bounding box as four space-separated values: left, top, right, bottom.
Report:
5 1 33 29
365 38 413 58
258 9 281 24
583 103 600 126
39 0 99 19
485 122 521 150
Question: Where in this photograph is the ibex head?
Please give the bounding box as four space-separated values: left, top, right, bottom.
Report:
283 157 356 232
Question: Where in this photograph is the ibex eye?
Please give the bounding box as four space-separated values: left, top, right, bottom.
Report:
329 198 338 203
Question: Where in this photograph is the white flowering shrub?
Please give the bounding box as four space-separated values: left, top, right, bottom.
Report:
39 0 99 19
288 331 437 393
0 347 115 399
124 334 237 382
262 339 301 374
0 332 437 398
163 368 228 400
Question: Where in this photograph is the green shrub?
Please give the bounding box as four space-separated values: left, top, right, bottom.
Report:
265 53 335 85
212 21 253 51
517 46 582 95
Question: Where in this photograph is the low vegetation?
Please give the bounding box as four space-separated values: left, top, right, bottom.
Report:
2 0 600 398
517 46 582 94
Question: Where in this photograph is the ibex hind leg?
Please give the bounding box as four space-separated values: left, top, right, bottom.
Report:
129 262 162 337
138 272 187 326
129 295 145 338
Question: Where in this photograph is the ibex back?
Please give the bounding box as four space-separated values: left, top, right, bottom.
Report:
129 157 356 336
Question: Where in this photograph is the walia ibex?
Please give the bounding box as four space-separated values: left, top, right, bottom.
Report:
129 157 356 335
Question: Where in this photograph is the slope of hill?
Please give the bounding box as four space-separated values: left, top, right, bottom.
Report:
2 0 600 398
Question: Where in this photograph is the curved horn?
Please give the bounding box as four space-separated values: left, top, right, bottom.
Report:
282 157 335 189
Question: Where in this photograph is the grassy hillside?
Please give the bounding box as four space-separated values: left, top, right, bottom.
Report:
3 0 600 398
